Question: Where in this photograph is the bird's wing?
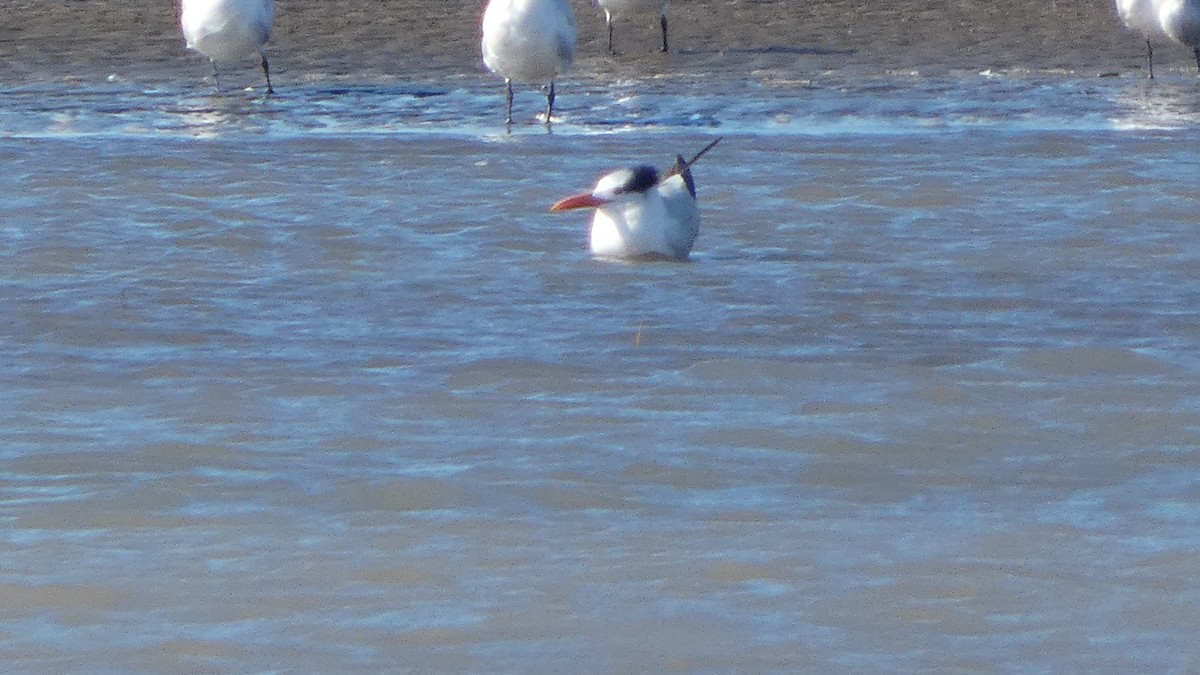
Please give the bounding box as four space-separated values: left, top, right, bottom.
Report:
663 154 696 198
661 137 720 198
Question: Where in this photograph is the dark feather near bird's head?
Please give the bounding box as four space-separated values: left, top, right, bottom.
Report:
613 165 660 195
666 154 697 198
662 138 720 198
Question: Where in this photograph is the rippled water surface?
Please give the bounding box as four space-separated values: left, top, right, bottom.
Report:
3 63 1200 672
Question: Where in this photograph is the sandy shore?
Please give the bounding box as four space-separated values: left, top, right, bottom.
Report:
0 0 1186 85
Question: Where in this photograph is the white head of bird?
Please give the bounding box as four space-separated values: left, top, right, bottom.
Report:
550 139 720 261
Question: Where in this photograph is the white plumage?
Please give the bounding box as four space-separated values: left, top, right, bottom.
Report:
180 0 275 93
1115 0 1165 77
481 0 576 126
551 140 720 261
1158 0 1200 72
587 168 699 260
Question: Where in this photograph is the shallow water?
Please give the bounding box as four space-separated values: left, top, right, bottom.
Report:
3 62 1200 672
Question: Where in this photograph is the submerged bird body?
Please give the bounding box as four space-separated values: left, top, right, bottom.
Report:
1158 0 1200 71
586 165 698 260
551 140 720 261
597 0 670 53
181 0 275 92
482 0 576 124
1116 0 1164 77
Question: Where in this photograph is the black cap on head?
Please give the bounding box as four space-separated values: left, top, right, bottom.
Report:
614 165 659 195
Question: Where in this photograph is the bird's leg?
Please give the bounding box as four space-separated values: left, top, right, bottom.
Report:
505 79 514 129
1147 39 1155 79
545 80 556 126
261 53 275 94
660 14 669 53
210 59 221 93
1194 46 1200 73
606 12 615 54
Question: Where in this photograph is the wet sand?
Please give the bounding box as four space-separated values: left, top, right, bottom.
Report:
0 0 1189 86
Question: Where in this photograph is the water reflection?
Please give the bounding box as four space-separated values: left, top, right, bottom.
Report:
165 90 292 137
2 66 1200 674
1108 75 1200 129
8 70 1200 139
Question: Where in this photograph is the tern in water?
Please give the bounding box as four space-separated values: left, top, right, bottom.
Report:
1158 0 1200 72
597 0 671 53
181 0 275 93
551 139 721 261
481 0 577 128
1116 0 1165 78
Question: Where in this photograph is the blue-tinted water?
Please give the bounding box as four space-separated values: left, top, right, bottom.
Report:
2 63 1200 672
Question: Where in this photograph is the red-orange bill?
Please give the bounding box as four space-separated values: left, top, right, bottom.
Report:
550 193 606 212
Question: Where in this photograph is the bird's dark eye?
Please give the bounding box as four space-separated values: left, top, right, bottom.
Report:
614 165 659 194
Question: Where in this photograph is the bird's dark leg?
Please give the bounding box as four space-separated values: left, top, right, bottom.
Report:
505 79 514 130
210 59 221 92
1147 39 1155 79
545 80 556 127
660 14 669 53
606 13 615 54
261 53 274 94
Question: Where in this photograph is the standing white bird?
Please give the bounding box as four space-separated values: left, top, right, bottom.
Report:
180 0 275 93
1158 0 1200 72
600 0 676 53
1116 0 1165 78
550 139 720 261
597 0 670 54
481 0 577 127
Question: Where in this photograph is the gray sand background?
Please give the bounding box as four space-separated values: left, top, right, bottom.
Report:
0 1 1183 85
